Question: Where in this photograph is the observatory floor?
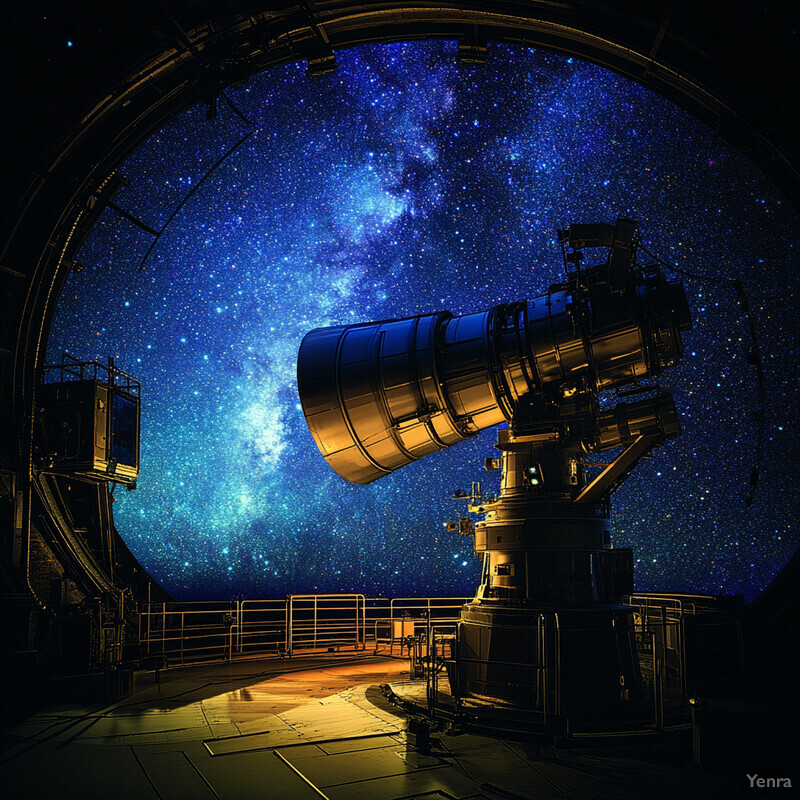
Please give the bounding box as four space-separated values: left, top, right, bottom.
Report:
1 654 736 799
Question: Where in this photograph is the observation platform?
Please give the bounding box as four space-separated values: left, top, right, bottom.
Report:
2 652 736 799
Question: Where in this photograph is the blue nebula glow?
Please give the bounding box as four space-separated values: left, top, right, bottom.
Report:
48 41 798 601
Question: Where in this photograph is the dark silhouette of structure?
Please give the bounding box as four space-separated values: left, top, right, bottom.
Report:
1 3 797 797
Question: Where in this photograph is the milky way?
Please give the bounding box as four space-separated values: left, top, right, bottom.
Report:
47 41 798 601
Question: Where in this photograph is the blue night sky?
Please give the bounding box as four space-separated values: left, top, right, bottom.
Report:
47 41 798 601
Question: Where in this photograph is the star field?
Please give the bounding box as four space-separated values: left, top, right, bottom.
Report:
47 41 798 601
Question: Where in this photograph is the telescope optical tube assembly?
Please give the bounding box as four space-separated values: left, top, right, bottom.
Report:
298 261 690 484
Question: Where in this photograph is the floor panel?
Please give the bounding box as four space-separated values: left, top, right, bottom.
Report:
1 655 738 800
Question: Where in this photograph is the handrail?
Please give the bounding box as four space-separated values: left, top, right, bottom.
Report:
137 594 467 666
136 590 740 715
286 594 366 656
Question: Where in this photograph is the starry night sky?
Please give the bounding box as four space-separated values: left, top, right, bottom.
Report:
47 41 798 602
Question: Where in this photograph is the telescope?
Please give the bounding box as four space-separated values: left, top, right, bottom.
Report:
298 218 692 721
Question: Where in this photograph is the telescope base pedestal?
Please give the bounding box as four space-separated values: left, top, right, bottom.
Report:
455 601 641 722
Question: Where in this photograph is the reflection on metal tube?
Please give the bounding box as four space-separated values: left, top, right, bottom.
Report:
298 261 690 484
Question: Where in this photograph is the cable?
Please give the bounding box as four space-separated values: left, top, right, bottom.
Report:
636 240 765 506
221 90 253 128
137 130 255 273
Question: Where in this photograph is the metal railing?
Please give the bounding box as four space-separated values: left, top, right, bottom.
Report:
626 592 746 710
417 594 743 732
375 597 469 652
140 599 284 665
286 594 366 655
137 592 743 737
138 595 471 666
424 621 552 724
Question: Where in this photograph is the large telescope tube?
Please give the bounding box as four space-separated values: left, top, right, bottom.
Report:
298 268 690 484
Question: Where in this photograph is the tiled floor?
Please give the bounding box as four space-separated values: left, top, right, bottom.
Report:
1 654 736 799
